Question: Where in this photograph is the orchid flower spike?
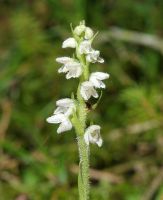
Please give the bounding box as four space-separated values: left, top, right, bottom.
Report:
46 21 110 199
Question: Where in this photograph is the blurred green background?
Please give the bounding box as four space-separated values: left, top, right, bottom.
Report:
0 0 163 199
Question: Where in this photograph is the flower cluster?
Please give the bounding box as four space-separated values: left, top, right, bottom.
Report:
47 21 109 147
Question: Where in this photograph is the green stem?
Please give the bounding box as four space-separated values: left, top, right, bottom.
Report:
72 84 90 200
72 43 90 200
78 135 90 200
77 85 90 200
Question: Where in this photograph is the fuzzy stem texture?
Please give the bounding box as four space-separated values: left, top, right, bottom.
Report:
72 48 90 199
77 87 89 200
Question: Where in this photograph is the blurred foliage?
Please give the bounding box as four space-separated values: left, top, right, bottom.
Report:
0 0 163 199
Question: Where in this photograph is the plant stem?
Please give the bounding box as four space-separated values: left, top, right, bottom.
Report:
78 135 90 200
72 85 90 200
72 43 90 200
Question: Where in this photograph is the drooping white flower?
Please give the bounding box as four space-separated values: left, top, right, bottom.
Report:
62 37 76 48
84 27 94 40
56 57 83 79
54 98 75 117
80 81 98 101
74 24 86 36
84 125 103 147
89 72 110 89
78 40 92 55
46 113 72 134
86 50 104 63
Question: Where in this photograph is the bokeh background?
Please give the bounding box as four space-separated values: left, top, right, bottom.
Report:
0 0 163 199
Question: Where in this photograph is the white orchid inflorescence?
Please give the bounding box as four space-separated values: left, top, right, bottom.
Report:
46 21 109 199
47 21 109 145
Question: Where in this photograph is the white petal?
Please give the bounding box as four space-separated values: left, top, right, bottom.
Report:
90 72 109 88
80 81 98 100
54 107 66 115
84 132 90 145
89 76 101 88
58 65 68 73
96 138 103 147
86 50 104 63
80 87 90 101
62 38 76 48
74 24 86 36
85 27 94 39
98 57 104 63
84 125 102 147
55 98 75 117
57 119 72 134
78 40 92 55
64 106 74 117
46 113 65 124
56 57 73 64
92 89 99 98
86 125 101 134
56 98 74 107
65 62 82 79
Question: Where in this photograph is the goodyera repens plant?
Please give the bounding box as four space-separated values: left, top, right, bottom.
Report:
46 21 109 200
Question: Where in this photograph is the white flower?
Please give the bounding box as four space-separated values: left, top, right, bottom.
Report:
74 24 86 36
46 98 75 133
56 57 83 79
80 81 98 101
62 37 76 48
89 72 110 89
85 27 94 39
78 40 92 54
84 125 103 147
59 61 82 79
54 98 75 117
46 113 72 134
86 50 104 63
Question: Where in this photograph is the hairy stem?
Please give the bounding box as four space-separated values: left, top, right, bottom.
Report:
72 41 90 200
78 135 90 200
71 84 90 200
